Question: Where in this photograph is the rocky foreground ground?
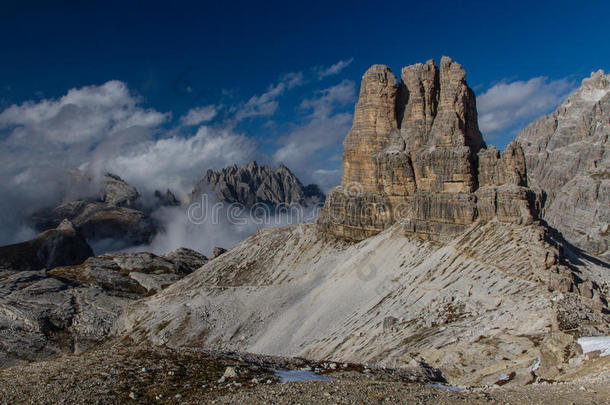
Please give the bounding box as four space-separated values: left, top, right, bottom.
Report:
0 344 608 404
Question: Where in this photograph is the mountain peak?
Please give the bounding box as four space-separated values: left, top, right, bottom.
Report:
192 162 325 207
517 69 610 258
318 57 527 242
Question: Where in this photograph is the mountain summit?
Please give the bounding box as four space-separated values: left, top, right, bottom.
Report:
318 57 535 242
190 161 325 207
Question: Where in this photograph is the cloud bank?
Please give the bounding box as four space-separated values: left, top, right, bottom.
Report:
0 81 257 244
477 76 575 135
0 60 354 246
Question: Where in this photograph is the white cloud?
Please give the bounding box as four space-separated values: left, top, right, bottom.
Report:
0 81 170 202
299 79 356 118
312 168 342 193
0 70 357 245
0 80 168 145
104 126 257 196
0 81 259 244
180 105 218 126
317 58 354 80
273 79 355 185
477 76 575 135
234 72 304 121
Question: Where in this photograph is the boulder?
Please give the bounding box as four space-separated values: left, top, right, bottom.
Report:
0 246 206 368
32 173 157 249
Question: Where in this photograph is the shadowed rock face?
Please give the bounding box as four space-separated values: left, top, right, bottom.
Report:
517 70 610 259
191 161 325 207
32 174 157 249
0 220 93 271
318 57 535 241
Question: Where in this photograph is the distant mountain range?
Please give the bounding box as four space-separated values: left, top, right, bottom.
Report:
191 161 325 207
29 163 326 252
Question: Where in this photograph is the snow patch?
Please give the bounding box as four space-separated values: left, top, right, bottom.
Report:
577 336 610 357
530 357 541 371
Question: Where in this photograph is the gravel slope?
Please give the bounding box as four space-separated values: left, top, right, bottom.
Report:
0 345 608 404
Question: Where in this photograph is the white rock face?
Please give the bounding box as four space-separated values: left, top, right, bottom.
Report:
517 70 610 259
577 336 610 357
119 221 608 386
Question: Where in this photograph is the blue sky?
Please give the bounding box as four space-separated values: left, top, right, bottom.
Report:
0 0 608 198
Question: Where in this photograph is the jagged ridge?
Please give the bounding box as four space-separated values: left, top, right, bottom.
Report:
190 161 325 207
517 69 610 259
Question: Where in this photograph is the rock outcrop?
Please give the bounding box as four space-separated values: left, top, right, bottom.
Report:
318 57 535 241
517 70 610 259
153 189 181 207
191 161 325 207
475 141 536 225
0 219 93 271
0 247 206 368
32 173 157 250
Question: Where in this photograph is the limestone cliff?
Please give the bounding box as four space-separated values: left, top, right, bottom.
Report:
318 57 534 241
517 70 610 259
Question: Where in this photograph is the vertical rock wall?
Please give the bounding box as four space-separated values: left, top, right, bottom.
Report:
318 57 536 241
517 70 610 258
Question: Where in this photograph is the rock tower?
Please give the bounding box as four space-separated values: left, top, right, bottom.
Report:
318 57 536 241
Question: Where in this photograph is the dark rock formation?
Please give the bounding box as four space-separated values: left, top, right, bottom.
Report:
0 247 206 368
162 247 208 273
32 174 157 249
318 57 536 241
153 189 181 207
0 220 93 271
210 247 227 260
191 161 325 207
49 248 207 295
517 70 610 259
